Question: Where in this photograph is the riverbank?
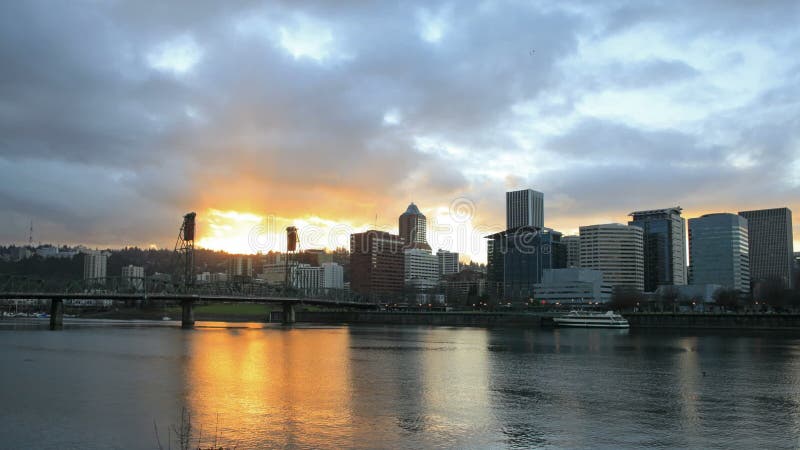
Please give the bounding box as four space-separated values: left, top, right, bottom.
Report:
295 310 553 327
624 312 800 330
12 307 800 331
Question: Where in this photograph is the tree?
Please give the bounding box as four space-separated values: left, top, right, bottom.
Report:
713 288 740 311
657 286 680 313
609 286 640 311
753 277 789 311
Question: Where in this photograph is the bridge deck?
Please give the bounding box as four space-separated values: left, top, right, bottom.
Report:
0 292 377 309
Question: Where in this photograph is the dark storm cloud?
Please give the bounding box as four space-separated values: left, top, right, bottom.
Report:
0 0 798 249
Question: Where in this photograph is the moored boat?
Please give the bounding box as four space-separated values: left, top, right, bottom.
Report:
553 310 629 328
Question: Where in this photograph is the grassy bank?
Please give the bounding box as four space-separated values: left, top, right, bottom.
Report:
76 303 277 322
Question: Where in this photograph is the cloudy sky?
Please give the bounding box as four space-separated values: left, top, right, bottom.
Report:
1 0 798 261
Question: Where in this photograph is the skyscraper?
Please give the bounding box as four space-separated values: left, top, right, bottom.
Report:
349 230 404 300
738 207 794 288
506 189 544 229
579 224 645 292
628 207 687 292
485 226 562 302
399 203 430 250
688 213 750 293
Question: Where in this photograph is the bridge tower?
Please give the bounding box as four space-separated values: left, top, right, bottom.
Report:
283 226 299 324
174 212 196 288
174 212 196 329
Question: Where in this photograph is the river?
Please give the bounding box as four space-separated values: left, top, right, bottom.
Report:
1 320 799 449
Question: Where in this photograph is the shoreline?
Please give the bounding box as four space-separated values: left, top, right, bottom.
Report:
5 308 800 331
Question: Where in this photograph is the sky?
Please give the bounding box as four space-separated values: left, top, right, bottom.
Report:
1 0 799 262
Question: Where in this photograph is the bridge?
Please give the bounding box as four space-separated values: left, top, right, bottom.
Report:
0 275 378 330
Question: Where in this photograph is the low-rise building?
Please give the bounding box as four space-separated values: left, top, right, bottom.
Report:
121 265 144 291
653 284 722 303
295 264 323 290
259 262 297 286
442 269 486 306
533 268 612 305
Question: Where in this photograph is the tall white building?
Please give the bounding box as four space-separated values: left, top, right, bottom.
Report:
436 250 459 276
82 250 108 284
579 224 645 292
506 189 544 229
321 262 344 289
563 235 580 268
404 248 439 291
121 265 144 290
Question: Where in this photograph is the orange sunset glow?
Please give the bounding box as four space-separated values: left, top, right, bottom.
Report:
193 204 505 263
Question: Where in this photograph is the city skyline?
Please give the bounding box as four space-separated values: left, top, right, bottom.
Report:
1 2 799 262
3 201 796 265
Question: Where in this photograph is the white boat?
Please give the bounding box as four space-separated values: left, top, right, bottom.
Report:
553 310 629 328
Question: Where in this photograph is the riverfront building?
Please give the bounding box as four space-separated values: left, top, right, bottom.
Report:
437 249 459 277
486 227 566 302
399 203 430 250
738 207 794 288
688 213 750 294
579 224 645 292
350 230 404 300
442 269 486 306
506 189 544 229
533 268 612 305
628 207 687 292
404 248 439 292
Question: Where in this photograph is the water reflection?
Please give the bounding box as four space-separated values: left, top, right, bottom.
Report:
2 323 800 449
185 326 354 448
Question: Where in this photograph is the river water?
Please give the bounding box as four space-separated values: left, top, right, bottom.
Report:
1 320 799 449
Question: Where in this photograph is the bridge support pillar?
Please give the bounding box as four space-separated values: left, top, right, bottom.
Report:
49 299 63 330
282 302 296 325
181 299 195 329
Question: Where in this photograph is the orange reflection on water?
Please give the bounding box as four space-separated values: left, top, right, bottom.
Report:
183 326 354 448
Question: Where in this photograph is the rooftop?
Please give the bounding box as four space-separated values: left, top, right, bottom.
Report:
401 202 423 216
